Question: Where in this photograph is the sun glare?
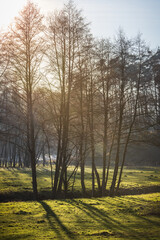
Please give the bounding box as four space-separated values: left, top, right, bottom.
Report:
0 0 27 30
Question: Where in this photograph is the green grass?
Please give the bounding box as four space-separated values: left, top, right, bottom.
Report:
0 166 160 194
0 193 160 239
0 167 160 239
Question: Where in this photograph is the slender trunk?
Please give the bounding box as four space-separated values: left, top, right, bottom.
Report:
53 136 62 196
116 64 141 193
91 146 95 197
109 109 123 196
105 128 116 187
42 145 46 167
110 91 124 196
46 137 54 193
102 111 108 196
30 108 38 200
28 85 38 199
94 164 101 192
102 71 109 196
12 141 16 168
80 70 86 195
18 149 22 168
80 142 86 195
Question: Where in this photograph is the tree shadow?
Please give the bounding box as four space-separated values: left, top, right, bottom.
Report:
2 234 31 240
112 196 160 226
64 199 153 240
39 201 76 239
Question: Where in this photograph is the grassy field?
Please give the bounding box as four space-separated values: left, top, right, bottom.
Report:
0 193 160 239
0 166 160 195
0 167 160 239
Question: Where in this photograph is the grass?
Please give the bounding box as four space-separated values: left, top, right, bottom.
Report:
0 166 160 239
0 166 160 195
0 193 160 239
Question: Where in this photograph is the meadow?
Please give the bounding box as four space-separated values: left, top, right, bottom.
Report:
0 166 160 239
0 193 160 239
0 166 160 196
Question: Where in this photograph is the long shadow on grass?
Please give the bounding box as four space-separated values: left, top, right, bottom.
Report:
65 199 152 240
98 198 160 237
103 196 160 227
116 197 160 227
2 234 31 240
39 201 76 239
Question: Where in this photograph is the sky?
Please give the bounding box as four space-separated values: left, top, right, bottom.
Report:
0 0 159 49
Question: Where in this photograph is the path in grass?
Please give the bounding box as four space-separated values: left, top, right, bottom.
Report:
0 193 160 239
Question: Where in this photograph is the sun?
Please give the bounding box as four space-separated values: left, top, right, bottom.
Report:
0 0 27 30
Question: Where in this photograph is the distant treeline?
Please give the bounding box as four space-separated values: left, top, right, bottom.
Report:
0 1 160 199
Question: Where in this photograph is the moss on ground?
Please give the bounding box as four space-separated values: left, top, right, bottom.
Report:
0 193 160 239
0 166 160 195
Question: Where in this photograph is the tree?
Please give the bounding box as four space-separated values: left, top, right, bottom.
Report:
110 30 132 196
9 0 44 199
95 39 113 196
46 0 91 197
116 34 149 192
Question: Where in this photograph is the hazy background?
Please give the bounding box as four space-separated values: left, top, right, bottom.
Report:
0 0 160 49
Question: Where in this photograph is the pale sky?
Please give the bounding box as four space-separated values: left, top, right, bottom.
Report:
0 0 159 49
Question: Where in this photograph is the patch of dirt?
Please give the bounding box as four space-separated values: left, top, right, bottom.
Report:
0 185 160 202
15 210 32 215
86 230 114 237
117 185 160 196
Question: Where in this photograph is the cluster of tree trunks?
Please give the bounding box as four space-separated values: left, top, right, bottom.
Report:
0 1 160 199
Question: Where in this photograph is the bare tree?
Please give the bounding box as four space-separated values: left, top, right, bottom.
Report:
116 34 149 192
110 30 132 196
46 0 90 197
8 0 44 199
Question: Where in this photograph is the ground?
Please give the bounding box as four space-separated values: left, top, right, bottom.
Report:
0 166 160 195
0 166 160 239
0 193 160 239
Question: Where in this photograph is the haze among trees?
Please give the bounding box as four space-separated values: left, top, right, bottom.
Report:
0 0 160 199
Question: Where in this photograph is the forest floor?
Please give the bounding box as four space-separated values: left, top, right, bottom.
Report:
0 166 160 239
0 166 160 201
0 193 160 239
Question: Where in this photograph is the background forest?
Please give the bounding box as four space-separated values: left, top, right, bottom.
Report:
0 1 160 199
